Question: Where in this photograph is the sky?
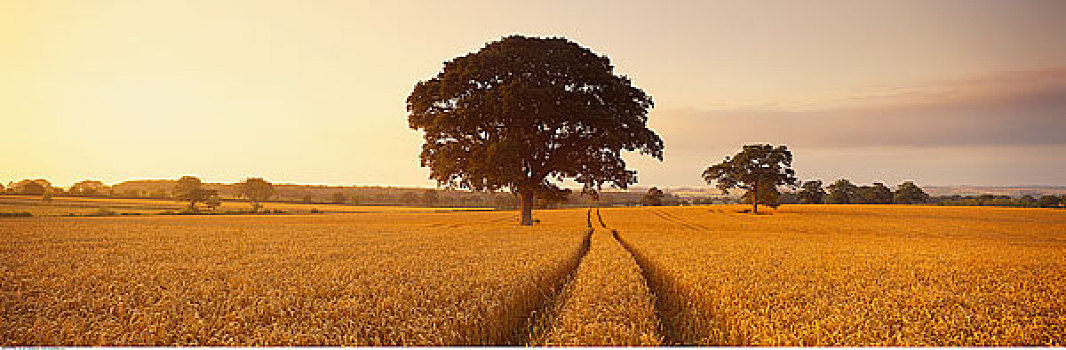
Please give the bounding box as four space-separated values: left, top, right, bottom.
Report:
2 0 1065 188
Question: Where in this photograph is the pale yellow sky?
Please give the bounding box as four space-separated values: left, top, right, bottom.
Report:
3 0 1065 187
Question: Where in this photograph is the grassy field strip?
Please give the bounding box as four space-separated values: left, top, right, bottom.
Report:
529 229 662 346
1 213 590 346
610 205 1066 346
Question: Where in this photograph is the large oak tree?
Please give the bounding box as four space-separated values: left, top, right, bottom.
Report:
407 35 663 225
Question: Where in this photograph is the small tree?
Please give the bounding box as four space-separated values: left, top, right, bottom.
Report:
14 179 48 195
237 178 274 212
796 180 826 204
70 180 106 197
826 179 858 204
173 176 212 212
893 181 930 204
642 187 665 206
702 144 797 214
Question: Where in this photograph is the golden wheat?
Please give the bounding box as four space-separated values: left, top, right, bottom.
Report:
530 228 662 346
0 211 587 346
4 204 1065 346
611 205 1066 346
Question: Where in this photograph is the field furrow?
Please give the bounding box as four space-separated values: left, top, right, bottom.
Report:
530 229 662 346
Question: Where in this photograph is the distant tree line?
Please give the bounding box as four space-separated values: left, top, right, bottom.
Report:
779 179 931 205
931 194 1066 208
5 176 1064 210
1 176 635 209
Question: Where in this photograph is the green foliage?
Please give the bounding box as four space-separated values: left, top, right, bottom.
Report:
894 181 930 204
826 179 858 204
70 180 106 197
1038 195 1062 208
742 185 782 208
173 176 216 212
641 187 665 206
854 183 894 204
407 35 663 225
702 144 796 213
15 179 48 195
796 180 826 204
935 194 1062 208
237 178 274 212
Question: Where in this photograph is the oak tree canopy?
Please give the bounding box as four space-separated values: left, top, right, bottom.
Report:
407 35 663 225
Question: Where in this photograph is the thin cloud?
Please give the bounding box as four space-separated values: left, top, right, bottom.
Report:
655 67 1066 149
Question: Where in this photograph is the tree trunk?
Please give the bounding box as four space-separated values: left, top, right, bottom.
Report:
519 191 534 226
751 182 759 214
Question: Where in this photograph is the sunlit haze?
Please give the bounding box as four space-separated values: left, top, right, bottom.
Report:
3 0 1065 188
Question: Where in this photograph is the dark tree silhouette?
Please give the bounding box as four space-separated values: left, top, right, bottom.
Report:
407 35 663 225
742 185 782 209
237 178 274 212
855 182 894 204
893 181 930 204
826 179 858 204
796 180 826 204
70 180 106 197
173 176 215 212
642 187 665 206
702 144 797 214
1038 195 1061 208
14 179 47 195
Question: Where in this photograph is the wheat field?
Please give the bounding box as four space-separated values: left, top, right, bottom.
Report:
612 205 1066 346
3 204 1065 346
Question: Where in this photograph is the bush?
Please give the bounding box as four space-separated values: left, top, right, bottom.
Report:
310 208 322 214
92 207 117 216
